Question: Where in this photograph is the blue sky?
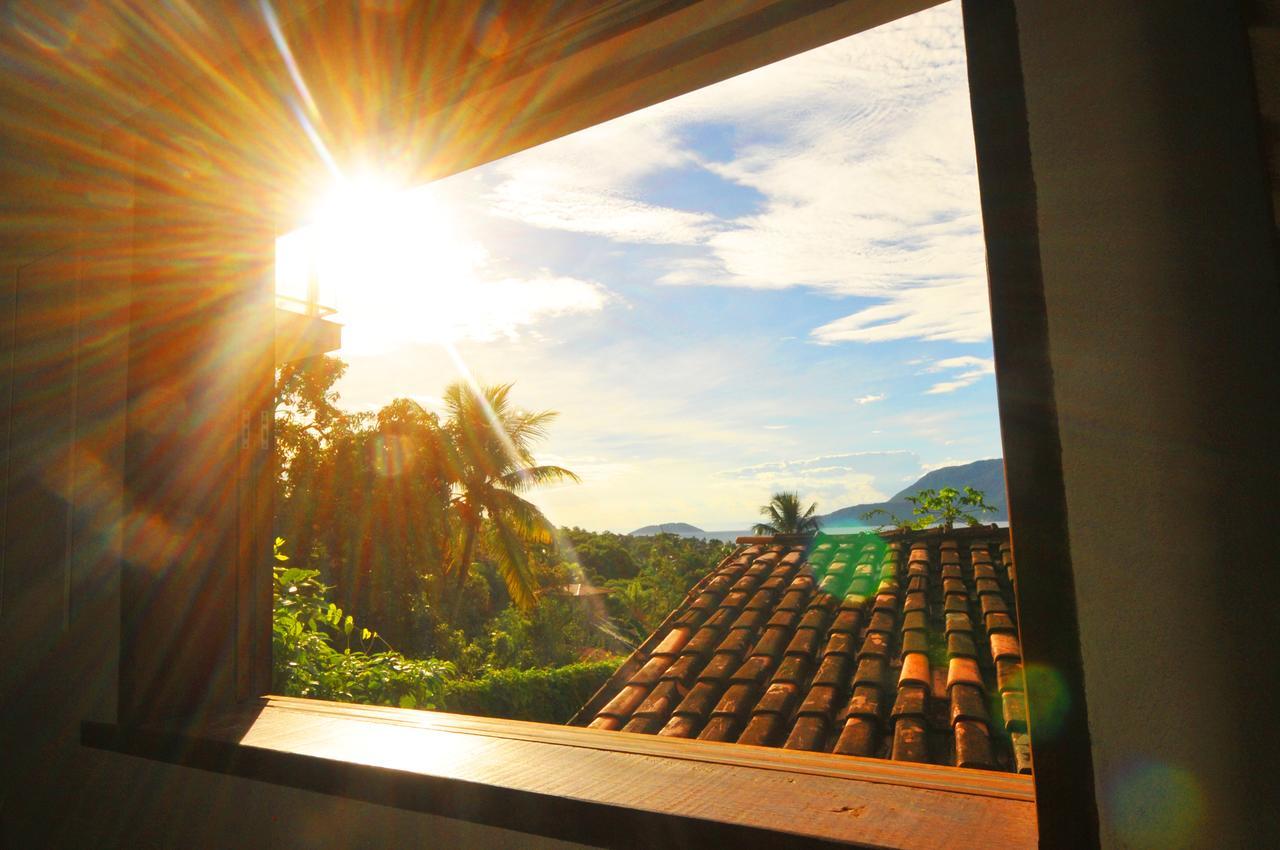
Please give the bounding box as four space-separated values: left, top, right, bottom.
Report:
277 1 1003 532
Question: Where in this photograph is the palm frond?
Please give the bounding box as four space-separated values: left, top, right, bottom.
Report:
487 489 556 545
483 516 539 609
497 464 581 492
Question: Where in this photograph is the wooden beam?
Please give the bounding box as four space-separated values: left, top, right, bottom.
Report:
961 1 1100 846
84 697 1037 849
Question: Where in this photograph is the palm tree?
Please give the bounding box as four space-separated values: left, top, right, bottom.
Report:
442 381 579 616
753 491 820 535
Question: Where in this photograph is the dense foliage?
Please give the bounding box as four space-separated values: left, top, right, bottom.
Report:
439 660 622 724
271 539 453 709
272 356 731 720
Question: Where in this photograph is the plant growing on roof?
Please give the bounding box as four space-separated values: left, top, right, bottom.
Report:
859 507 917 534
443 381 579 618
904 486 997 532
752 491 821 535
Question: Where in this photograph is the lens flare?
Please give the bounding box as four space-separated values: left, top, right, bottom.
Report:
1023 662 1070 740
1110 760 1206 848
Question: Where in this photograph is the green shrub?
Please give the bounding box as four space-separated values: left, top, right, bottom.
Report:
272 539 455 709
439 659 622 723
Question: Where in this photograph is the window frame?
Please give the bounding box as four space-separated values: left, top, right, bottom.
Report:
97 1 1098 846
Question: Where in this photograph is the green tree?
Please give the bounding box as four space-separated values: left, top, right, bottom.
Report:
753 491 820 535
904 486 997 531
276 356 454 647
571 533 638 582
443 381 579 616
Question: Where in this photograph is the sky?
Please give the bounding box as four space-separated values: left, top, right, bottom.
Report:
276 1 1003 533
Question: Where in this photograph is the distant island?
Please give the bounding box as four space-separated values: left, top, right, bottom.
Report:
627 522 711 538
628 458 1006 540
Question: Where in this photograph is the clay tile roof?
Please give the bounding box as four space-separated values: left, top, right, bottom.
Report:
572 526 1032 774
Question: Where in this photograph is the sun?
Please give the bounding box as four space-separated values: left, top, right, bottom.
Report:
276 175 488 352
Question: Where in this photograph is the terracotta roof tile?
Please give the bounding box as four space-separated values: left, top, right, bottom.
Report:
783 715 830 751
738 712 786 747
755 681 801 716
986 612 1017 633
698 715 742 742
901 630 929 655
752 626 791 661
576 528 1028 774
621 714 662 734
823 630 857 658
980 594 1010 617
843 682 884 719
633 680 686 720
699 652 743 684
712 628 754 657
786 627 824 658
955 720 994 769
599 684 649 720
1010 732 1033 774
947 631 978 658
866 611 896 633
731 607 769 631
829 609 863 634
653 626 693 656
989 632 1021 662
811 653 852 687
854 656 888 688
949 683 988 725
892 684 928 718
1001 691 1028 733
798 683 841 717
899 653 931 689
975 578 1002 596
947 657 984 691
772 655 810 685
996 659 1025 693
657 714 701 738
892 717 929 762
630 655 674 686
685 626 723 658
832 716 879 756
589 715 623 731
902 610 928 632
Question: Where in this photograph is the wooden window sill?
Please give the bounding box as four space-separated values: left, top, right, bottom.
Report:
82 696 1035 849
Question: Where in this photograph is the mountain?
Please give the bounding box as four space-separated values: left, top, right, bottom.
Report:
818 458 1006 530
627 459 1007 539
628 522 708 538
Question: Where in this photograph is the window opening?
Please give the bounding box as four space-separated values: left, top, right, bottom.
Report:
272 0 1027 774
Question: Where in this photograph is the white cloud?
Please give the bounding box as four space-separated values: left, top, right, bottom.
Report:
480 1 991 345
921 355 995 394
489 185 715 245
933 355 995 371
811 281 991 344
484 106 714 245
718 450 926 509
855 393 886 404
